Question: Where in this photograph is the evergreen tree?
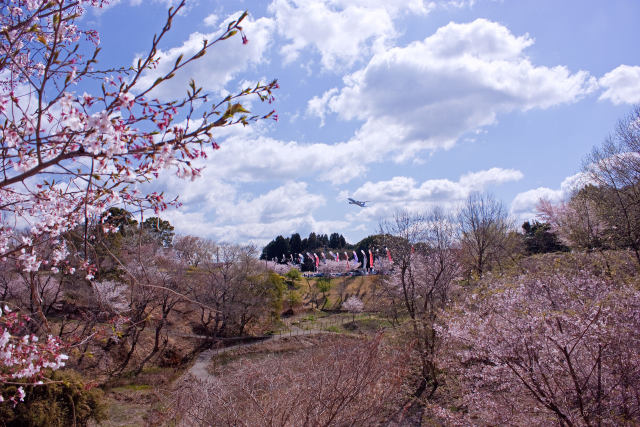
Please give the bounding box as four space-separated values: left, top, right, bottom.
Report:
522 221 568 255
289 233 303 254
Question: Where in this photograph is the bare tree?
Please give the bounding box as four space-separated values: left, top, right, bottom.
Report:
97 236 192 376
583 105 640 266
171 335 408 426
458 192 512 278
173 235 217 267
380 209 460 400
187 243 281 337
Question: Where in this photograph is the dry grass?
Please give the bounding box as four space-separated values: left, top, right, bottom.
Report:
169 333 411 426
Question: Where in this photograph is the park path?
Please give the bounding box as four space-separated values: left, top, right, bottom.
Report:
180 311 370 382
171 327 327 426
171 314 390 426
183 325 325 382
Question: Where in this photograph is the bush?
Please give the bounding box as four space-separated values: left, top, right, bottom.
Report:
0 370 106 426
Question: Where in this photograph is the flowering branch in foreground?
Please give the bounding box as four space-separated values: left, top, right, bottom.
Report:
0 0 278 400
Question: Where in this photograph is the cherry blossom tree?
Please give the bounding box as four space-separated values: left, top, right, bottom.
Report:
380 209 460 400
317 258 344 275
440 253 640 425
0 304 67 405
537 192 608 252
342 295 363 322
0 0 277 398
263 259 292 275
186 243 284 337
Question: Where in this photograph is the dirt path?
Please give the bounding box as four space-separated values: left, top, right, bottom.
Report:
184 326 325 382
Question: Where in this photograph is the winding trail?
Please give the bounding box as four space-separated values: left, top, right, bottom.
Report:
183 326 326 382
171 315 398 426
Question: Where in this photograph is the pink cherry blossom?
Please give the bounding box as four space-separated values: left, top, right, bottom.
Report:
0 0 277 402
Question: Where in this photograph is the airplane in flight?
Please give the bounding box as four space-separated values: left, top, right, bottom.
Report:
348 198 369 207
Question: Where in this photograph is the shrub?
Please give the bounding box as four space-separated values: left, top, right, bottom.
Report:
0 370 106 426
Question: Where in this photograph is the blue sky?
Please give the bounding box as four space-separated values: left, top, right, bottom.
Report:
88 0 640 246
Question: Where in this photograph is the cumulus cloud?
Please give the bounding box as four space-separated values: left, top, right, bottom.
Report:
347 167 523 220
141 18 600 193
310 18 597 160
268 0 395 70
147 152 337 244
599 65 640 105
510 172 589 221
163 210 349 247
130 14 604 245
268 0 441 70
203 13 219 27
208 134 378 184
134 12 274 100
155 176 332 244
216 182 325 224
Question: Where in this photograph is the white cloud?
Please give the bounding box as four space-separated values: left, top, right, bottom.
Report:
149 158 334 244
202 129 374 184
269 0 393 69
310 18 597 160
134 12 274 99
306 88 338 126
138 18 599 200
459 167 524 189
347 167 523 220
510 172 588 221
215 182 326 224
327 0 436 15
268 0 427 70
203 13 219 27
164 209 348 247
599 65 640 105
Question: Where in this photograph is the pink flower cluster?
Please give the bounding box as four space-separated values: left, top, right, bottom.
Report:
441 255 640 425
0 305 67 405
0 0 278 402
